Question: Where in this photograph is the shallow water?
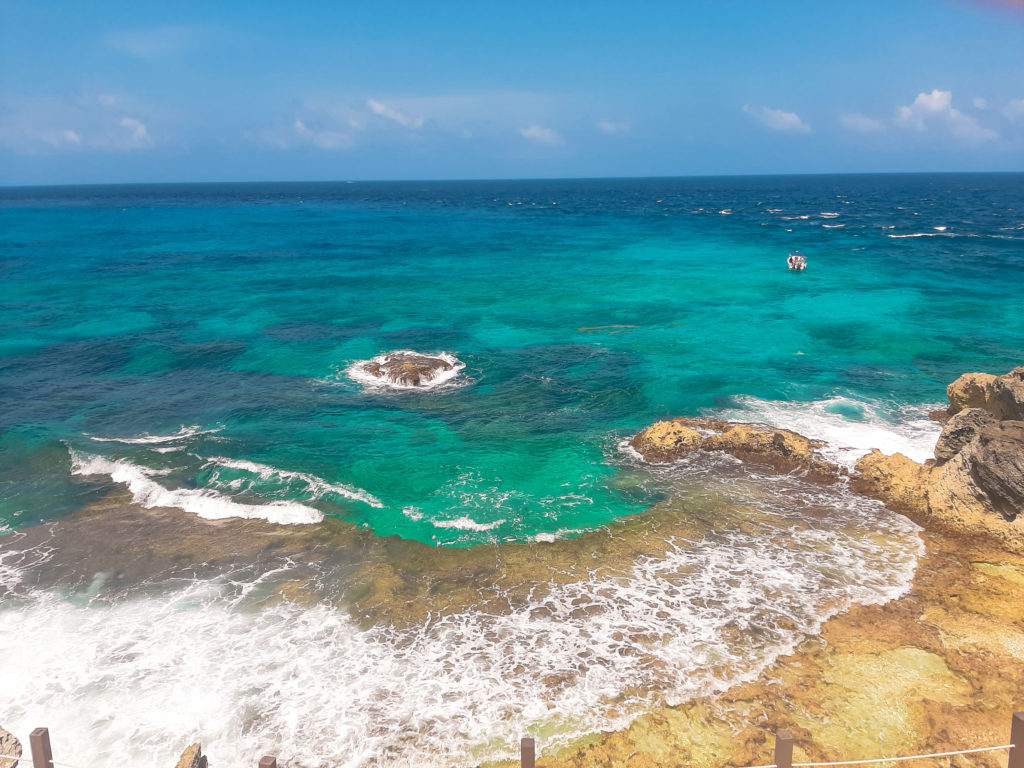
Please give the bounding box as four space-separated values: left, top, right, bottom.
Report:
0 174 1021 765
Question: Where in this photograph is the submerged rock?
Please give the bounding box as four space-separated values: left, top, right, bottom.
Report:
630 418 841 481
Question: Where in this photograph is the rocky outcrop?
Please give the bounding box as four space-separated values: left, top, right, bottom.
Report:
0 728 20 768
174 744 207 768
855 365 1024 553
630 418 842 481
946 366 1024 420
361 351 456 387
933 408 995 463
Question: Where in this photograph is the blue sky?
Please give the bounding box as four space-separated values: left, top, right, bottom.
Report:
1 0 1022 184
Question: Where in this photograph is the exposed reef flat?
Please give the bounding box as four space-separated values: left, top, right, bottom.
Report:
487 527 1024 768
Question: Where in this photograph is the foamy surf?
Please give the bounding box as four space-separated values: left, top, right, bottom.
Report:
205 457 383 508
88 425 224 444
0 481 921 768
718 395 942 469
69 451 324 525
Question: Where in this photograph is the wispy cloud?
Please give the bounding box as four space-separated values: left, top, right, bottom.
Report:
367 99 424 129
596 119 630 135
839 112 884 133
1003 98 1024 121
106 26 200 58
0 93 154 154
293 119 354 150
743 105 811 134
896 89 997 141
519 124 562 145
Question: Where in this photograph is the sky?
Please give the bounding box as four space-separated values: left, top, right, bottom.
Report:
1 0 1023 185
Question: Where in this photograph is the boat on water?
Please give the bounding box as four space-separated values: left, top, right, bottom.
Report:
787 250 807 270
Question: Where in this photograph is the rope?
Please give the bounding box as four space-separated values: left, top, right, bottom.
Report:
740 742 1015 768
0 755 86 768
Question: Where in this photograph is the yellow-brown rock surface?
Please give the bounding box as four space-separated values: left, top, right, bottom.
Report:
487 530 1024 768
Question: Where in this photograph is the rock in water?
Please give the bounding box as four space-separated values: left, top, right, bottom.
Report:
0 728 21 768
630 418 841 481
353 350 462 388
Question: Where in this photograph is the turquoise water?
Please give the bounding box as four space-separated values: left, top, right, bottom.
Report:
2 174 1022 541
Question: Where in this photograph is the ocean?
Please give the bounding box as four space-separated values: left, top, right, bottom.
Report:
1 173 1022 766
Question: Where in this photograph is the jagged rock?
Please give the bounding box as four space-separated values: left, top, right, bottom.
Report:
630 418 841 480
946 366 1024 420
630 420 702 462
0 727 21 768
361 352 455 387
174 743 207 768
851 451 929 517
934 408 996 464
964 421 1024 521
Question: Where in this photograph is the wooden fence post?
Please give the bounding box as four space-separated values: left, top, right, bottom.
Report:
521 736 535 768
774 729 794 768
1009 712 1024 768
258 757 278 768
29 729 52 768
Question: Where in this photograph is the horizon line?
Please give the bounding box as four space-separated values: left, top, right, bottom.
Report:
3 168 1023 191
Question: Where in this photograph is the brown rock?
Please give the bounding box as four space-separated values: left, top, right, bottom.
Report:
0 728 21 768
630 418 841 480
629 420 702 462
946 372 998 415
174 743 207 768
964 421 1024 521
946 366 1024 420
361 351 456 387
851 450 929 517
933 408 996 464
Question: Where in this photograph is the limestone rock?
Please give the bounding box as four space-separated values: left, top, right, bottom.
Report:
362 352 455 387
946 372 998 415
0 728 21 768
963 421 1024 521
933 408 995 464
629 420 702 462
852 451 929 517
946 366 1024 420
630 418 841 480
174 743 207 768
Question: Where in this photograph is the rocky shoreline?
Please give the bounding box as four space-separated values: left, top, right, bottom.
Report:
507 366 1024 767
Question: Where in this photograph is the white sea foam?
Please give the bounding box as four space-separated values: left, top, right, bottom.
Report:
819 212 840 218
69 451 324 525
719 396 942 469
431 516 505 531
887 232 955 238
88 425 223 444
205 456 382 508
822 224 845 228
0 486 921 768
345 350 467 392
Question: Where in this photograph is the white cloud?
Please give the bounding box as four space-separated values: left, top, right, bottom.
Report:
1003 98 1024 121
519 124 562 145
839 112 884 133
0 93 156 154
292 119 354 150
596 119 630 135
367 99 424 129
895 89 997 141
106 26 198 58
743 105 811 134
973 97 989 110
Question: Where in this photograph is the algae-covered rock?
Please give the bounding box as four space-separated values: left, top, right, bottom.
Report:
629 420 702 462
